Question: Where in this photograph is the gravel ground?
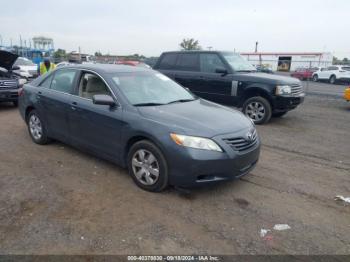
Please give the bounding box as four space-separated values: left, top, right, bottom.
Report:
0 84 349 255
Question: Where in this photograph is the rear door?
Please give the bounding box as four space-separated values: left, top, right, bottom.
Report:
197 53 234 104
37 68 78 142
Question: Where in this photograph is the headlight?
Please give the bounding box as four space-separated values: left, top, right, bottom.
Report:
276 85 292 96
170 133 222 152
18 79 27 85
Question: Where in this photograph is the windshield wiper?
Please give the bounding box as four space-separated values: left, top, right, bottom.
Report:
167 99 196 104
133 102 165 107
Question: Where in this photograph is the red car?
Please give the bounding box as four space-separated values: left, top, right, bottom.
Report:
116 60 151 68
291 67 319 80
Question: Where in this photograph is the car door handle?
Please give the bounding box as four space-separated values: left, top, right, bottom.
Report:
71 101 77 110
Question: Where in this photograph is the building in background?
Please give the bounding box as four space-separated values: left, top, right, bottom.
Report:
240 52 333 72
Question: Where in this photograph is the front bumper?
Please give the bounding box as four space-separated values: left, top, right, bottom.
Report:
0 89 19 102
272 93 305 112
165 129 261 187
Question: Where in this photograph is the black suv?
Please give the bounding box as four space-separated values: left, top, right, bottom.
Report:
0 50 25 106
154 51 305 124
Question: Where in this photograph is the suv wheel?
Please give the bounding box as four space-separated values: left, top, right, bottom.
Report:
127 140 168 192
243 96 272 125
312 74 318 82
329 75 336 84
27 110 50 145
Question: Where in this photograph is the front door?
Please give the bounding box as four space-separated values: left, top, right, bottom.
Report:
197 53 233 104
68 71 124 161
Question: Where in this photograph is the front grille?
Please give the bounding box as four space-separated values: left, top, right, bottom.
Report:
0 80 18 89
223 129 258 152
291 84 303 96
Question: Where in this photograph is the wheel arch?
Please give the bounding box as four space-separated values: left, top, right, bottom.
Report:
123 133 167 167
25 105 36 123
240 85 273 109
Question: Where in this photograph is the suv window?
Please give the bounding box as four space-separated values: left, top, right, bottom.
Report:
341 66 350 71
175 53 199 71
158 54 178 69
327 66 338 71
51 69 77 94
78 72 111 99
39 74 53 88
200 54 226 73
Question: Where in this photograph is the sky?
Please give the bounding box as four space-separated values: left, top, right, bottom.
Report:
0 0 349 58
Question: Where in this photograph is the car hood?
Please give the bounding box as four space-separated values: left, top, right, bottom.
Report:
235 72 301 85
0 51 19 71
137 99 253 137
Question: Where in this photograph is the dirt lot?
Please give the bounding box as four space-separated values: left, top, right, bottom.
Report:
0 83 349 255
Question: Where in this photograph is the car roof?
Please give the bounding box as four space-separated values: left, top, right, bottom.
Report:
62 63 151 74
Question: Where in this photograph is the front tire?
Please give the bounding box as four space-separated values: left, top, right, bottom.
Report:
243 96 272 125
27 110 50 145
329 75 336 84
313 74 318 82
127 140 168 192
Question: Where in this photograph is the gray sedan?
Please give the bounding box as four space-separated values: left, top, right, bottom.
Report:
18 64 260 192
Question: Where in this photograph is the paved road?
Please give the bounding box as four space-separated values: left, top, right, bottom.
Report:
0 88 349 255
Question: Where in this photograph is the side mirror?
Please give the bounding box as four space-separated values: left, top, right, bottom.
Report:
92 94 116 106
215 68 228 75
12 66 20 71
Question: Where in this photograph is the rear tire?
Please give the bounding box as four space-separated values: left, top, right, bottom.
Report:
312 74 318 82
127 140 168 192
329 75 336 84
27 110 50 145
242 96 272 125
272 111 288 118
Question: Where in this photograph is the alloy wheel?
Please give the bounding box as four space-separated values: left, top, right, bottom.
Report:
132 149 160 186
245 101 266 122
29 114 43 140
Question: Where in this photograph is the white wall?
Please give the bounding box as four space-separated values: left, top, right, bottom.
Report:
241 53 333 71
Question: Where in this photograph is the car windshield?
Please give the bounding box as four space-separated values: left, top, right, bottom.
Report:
14 58 35 66
222 52 257 72
112 72 196 106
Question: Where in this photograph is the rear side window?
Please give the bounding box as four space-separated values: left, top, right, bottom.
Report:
39 74 53 88
200 54 226 73
158 54 178 69
327 66 338 71
50 69 77 94
175 54 199 71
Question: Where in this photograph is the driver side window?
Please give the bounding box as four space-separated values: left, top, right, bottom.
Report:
78 72 112 99
200 54 226 73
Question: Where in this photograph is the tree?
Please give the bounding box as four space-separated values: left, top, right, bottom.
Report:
94 51 102 56
54 49 67 59
179 38 201 50
342 57 349 65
